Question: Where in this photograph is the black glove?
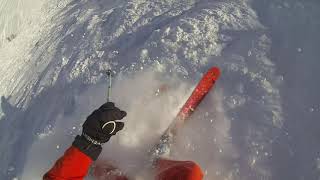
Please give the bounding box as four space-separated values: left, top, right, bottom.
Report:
73 102 127 160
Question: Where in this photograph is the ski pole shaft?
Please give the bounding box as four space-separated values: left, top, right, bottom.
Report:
106 69 112 102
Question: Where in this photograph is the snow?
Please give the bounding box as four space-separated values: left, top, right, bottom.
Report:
0 0 319 180
0 0 43 47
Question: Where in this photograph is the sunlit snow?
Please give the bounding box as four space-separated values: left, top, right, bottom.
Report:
0 0 319 180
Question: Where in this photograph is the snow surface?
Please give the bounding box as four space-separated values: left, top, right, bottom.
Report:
0 0 319 179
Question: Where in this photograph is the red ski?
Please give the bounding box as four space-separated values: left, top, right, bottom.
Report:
173 66 220 128
150 66 221 159
94 67 221 179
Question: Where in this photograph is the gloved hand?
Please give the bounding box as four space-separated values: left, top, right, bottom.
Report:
73 102 127 160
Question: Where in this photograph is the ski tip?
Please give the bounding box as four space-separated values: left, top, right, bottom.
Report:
208 66 221 81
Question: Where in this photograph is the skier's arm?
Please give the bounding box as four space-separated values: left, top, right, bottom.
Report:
43 145 93 180
44 102 127 180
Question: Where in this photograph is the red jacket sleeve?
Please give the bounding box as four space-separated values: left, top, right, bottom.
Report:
43 146 93 180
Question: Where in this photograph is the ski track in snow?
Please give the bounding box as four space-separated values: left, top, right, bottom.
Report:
0 0 319 179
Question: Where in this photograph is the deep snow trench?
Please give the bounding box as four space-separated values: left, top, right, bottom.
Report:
0 0 319 180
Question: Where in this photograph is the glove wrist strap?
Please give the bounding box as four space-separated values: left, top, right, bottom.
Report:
82 132 103 146
72 135 102 160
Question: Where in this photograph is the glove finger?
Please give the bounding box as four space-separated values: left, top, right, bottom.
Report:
119 110 127 119
101 109 126 122
111 108 127 120
108 122 124 135
99 102 115 111
115 122 124 132
100 112 116 122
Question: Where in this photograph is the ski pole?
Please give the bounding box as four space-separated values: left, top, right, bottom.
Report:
102 69 117 135
106 69 112 102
